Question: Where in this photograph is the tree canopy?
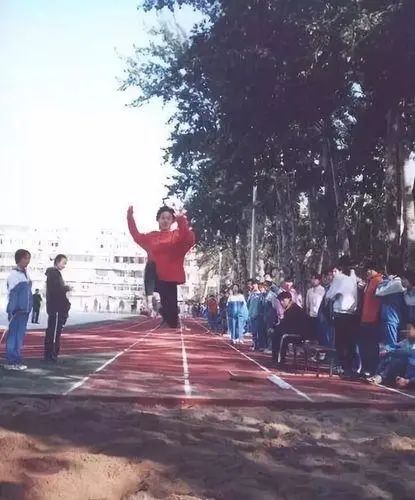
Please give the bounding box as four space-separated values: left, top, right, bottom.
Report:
121 0 415 284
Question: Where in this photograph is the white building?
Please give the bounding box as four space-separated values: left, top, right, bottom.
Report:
0 225 201 312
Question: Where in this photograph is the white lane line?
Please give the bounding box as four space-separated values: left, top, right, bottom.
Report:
180 325 192 397
63 322 158 396
377 383 415 401
192 320 313 402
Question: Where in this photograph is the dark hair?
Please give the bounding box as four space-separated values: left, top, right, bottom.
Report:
54 254 68 265
311 273 322 281
232 283 241 293
336 255 352 276
407 320 415 329
277 291 292 301
156 206 175 221
365 258 383 273
15 249 31 264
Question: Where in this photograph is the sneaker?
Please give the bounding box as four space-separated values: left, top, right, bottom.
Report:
367 375 382 385
263 349 273 355
16 364 27 371
3 363 17 370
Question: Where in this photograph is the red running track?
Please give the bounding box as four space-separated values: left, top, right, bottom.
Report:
32 317 415 408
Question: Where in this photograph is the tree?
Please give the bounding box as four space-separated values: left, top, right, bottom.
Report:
121 0 415 281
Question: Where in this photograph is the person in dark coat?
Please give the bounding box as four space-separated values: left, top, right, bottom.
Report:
272 291 310 363
44 254 71 362
32 289 42 324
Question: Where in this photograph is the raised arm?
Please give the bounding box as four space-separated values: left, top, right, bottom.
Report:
127 206 150 251
176 214 196 250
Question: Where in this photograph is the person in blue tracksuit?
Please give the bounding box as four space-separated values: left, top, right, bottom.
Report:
257 283 268 350
247 280 262 350
263 279 281 353
375 258 405 351
227 284 248 344
4 249 33 371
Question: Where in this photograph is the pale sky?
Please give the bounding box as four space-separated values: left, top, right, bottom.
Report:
0 0 196 232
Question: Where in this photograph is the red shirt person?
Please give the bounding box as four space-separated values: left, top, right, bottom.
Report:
127 205 195 328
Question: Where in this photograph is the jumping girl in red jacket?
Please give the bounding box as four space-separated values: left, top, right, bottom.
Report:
127 205 195 328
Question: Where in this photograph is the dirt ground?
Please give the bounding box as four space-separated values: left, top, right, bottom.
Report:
0 399 414 500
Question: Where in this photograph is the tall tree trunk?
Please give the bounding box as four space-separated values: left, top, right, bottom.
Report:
317 236 327 274
239 229 249 282
402 150 415 269
321 139 338 263
324 135 350 256
384 106 403 257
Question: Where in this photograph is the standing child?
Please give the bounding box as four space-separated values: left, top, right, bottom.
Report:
227 284 248 344
358 260 383 376
247 280 262 350
326 257 359 378
207 295 219 332
31 289 42 324
218 290 229 334
305 274 326 343
44 254 71 362
375 257 405 351
4 249 33 371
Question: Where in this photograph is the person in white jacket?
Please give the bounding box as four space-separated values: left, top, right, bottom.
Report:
326 257 358 377
305 274 326 342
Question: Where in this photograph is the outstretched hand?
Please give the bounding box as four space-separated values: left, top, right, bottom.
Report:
175 208 187 219
127 206 134 218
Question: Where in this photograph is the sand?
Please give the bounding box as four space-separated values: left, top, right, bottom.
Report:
0 399 414 500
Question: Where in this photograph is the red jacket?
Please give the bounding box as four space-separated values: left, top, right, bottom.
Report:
127 214 195 284
361 273 383 324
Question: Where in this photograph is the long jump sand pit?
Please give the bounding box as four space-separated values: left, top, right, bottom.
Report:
0 398 414 500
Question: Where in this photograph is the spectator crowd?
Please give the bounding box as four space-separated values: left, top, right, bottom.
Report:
201 256 415 390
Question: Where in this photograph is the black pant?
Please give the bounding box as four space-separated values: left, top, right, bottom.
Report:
309 317 320 342
156 280 178 328
45 311 67 360
144 261 157 296
334 314 358 375
32 308 40 323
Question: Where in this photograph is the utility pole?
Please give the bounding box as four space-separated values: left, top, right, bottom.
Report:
249 184 257 278
216 230 222 296
217 249 222 296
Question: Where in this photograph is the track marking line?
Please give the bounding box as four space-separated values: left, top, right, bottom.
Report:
63 322 158 396
180 325 192 397
377 383 415 401
192 320 313 402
